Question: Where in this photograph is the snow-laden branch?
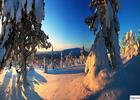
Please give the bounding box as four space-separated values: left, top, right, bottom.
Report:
0 0 50 67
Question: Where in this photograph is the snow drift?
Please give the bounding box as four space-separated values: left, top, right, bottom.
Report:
85 54 140 100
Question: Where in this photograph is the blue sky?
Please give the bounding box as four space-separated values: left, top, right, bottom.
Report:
119 0 140 38
42 0 140 51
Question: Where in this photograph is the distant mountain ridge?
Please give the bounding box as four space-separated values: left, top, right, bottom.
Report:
36 47 88 59
62 48 81 56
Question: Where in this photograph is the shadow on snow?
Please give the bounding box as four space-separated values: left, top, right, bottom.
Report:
0 68 47 100
46 66 85 75
27 69 47 88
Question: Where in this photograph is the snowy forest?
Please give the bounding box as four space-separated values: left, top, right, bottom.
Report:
0 0 140 100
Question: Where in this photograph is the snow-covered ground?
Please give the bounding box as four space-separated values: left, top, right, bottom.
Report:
37 65 94 100
0 67 43 100
85 55 140 100
0 55 140 100
0 65 92 100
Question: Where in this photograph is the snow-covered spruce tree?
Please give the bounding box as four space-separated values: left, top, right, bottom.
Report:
138 29 140 54
44 57 47 73
0 0 51 83
48 46 54 69
60 52 64 68
84 0 122 91
79 46 86 64
121 30 138 60
121 35 126 55
65 51 74 66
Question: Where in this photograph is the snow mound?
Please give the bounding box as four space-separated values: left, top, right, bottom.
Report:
85 54 140 100
84 35 111 92
84 67 110 93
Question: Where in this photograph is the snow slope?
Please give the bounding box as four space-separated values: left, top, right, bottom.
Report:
37 55 140 100
85 54 140 100
34 65 93 100
0 67 43 100
0 65 92 100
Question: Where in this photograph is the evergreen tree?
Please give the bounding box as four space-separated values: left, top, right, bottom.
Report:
121 35 126 54
122 30 138 60
0 0 51 83
84 0 122 91
138 28 140 54
60 52 63 68
44 57 48 73
51 45 54 69
65 51 73 66
79 45 86 64
85 0 122 69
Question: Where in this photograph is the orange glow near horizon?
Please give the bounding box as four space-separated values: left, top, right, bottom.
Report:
37 44 82 52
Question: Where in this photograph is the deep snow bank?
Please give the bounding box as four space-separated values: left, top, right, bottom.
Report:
85 54 140 100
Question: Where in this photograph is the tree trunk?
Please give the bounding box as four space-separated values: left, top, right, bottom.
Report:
44 65 47 73
20 27 27 84
21 53 27 84
0 62 3 73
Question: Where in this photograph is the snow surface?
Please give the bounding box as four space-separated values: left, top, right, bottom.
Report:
0 47 5 62
1 23 12 46
2 0 44 23
0 67 43 100
34 0 44 23
16 2 22 23
0 55 140 99
0 22 12 62
0 65 91 100
27 0 33 14
0 19 2 36
0 0 45 62
85 54 140 100
106 1 113 28
84 33 111 92
3 0 15 19
111 33 122 67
